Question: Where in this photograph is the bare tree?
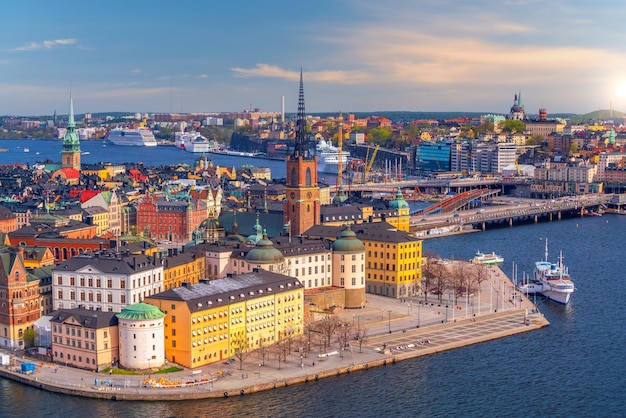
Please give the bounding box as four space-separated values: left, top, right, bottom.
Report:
355 327 369 353
451 260 469 305
471 263 490 315
272 338 290 370
421 250 441 301
314 314 341 353
257 334 270 366
430 263 451 302
335 322 357 359
231 333 251 370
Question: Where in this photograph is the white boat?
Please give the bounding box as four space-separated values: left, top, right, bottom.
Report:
470 251 504 265
181 132 220 153
23 147 30 153
107 127 158 147
534 238 575 304
316 139 350 174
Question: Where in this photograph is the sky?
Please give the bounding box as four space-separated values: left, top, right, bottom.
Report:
2 0 626 117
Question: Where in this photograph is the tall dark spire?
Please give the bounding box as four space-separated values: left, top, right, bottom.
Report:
292 67 310 159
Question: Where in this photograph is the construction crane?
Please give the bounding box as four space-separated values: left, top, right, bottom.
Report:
515 158 521 176
364 144 380 183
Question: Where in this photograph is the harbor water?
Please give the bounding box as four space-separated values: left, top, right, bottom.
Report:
0 140 625 417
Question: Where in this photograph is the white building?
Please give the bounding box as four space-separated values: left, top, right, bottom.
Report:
52 252 164 313
117 302 165 370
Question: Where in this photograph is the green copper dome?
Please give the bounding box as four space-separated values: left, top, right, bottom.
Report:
116 302 165 321
388 187 409 210
245 232 285 264
332 224 365 253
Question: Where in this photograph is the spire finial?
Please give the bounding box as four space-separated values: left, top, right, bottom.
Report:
292 66 308 159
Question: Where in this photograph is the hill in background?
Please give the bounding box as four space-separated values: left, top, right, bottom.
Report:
569 109 626 124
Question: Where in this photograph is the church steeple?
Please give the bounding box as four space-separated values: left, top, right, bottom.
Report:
292 67 310 159
62 92 81 170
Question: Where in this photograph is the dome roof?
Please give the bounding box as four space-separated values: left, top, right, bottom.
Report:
200 218 222 230
388 187 409 210
116 302 165 321
333 224 365 253
245 233 285 264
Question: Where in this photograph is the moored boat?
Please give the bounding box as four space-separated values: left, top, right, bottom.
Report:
534 238 575 304
470 251 504 265
316 138 350 174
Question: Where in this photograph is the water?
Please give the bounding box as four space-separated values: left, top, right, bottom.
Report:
0 139 337 184
1 141 625 416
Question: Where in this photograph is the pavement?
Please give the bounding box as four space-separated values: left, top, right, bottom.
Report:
0 263 549 401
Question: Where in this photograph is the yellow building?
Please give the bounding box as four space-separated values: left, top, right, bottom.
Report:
145 269 304 369
82 206 109 236
161 248 205 291
353 222 422 299
385 187 410 232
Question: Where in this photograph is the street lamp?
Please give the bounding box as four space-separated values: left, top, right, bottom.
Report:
381 309 384 320
357 316 361 333
258 363 262 379
417 302 421 328
388 310 392 334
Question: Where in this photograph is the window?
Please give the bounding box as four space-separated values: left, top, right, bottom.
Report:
96 293 102 302
107 294 113 303
104 331 108 338
352 265 357 273
88 278 93 287
171 315 176 323
120 294 126 304
57 277 62 285
107 279 112 289
57 290 63 299
70 277 75 286
120 280 125 289
352 277 356 286
80 278 85 286
96 279 101 288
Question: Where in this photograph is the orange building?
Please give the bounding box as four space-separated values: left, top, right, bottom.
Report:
137 193 208 243
0 206 17 233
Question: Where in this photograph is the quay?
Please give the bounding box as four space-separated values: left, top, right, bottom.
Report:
0 263 548 401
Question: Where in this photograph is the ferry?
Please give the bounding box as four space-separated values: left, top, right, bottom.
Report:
107 127 158 147
470 251 504 265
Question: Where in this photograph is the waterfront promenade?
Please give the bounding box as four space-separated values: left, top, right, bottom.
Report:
0 264 548 401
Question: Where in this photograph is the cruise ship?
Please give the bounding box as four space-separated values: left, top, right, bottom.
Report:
107 127 157 147
316 139 350 174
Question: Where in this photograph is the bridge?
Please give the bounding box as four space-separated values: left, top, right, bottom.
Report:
345 177 527 196
409 194 613 236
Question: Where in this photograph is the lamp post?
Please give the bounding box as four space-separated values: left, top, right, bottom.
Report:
388 310 392 334
357 316 361 334
417 302 421 328
258 363 262 379
381 309 384 320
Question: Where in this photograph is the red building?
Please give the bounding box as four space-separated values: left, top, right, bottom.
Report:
0 247 41 350
137 193 207 243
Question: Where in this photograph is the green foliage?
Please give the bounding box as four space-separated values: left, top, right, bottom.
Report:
527 135 544 146
501 120 525 133
23 328 37 348
154 366 183 374
367 126 392 145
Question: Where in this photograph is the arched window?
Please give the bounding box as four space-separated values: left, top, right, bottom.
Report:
305 168 311 187
290 168 297 187
62 248 68 260
14 271 19 281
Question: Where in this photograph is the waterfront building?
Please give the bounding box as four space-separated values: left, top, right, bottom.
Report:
414 141 451 174
284 69 321 236
0 247 40 351
116 302 165 370
145 269 304 368
52 251 164 313
50 308 119 371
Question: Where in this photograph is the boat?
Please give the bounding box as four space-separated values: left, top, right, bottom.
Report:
106 127 158 147
0 148 9 153
470 251 504 265
81 151 90 155
179 132 221 153
533 238 575 304
23 147 30 153
316 139 350 174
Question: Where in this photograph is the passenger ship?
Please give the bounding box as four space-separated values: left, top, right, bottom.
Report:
107 127 157 147
316 139 350 174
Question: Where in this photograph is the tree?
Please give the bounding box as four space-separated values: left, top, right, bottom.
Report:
527 134 544 146
314 314 341 353
23 328 37 348
272 339 290 370
335 322 357 359
431 263 452 302
421 250 441 301
501 120 525 134
470 263 491 316
355 327 369 353
231 334 251 370
367 126 392 145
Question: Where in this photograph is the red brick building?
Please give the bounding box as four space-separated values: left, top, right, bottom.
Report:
137 193 207 243
0 247 41 350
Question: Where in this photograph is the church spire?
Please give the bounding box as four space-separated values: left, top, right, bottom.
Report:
68 91 75 128
292 66 310 159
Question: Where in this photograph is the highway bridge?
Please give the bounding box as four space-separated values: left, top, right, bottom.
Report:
346 177 527 196
409 194 613 236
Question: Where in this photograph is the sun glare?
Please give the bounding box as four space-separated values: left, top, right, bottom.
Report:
615 82 626 99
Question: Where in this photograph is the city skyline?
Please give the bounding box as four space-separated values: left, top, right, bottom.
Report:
2 0 626 116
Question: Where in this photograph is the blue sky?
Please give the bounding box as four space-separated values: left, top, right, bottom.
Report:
2 0 626 116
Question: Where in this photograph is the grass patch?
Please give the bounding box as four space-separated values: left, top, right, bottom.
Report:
101 367 142 376
154 366 182 374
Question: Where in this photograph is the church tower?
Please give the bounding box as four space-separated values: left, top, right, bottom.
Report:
61 93 81 170
284 68 320 235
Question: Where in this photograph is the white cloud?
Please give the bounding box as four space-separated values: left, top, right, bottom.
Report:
231 63 368 84
10 38 77 51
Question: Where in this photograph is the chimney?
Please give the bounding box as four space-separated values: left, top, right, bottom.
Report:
199 279 210 284
182 282 192 289
226 273 233 278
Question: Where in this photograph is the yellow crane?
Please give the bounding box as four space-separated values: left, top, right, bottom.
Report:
364 144 380 183
515 158 521 176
